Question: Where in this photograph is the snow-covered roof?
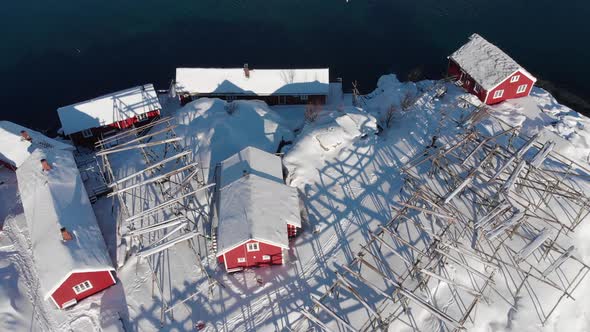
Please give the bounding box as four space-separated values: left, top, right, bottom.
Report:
216 174 301 255
16 149 114 299
449 33 537 91
57 84 161 136
0 121 74 169
219 146 284 188
175 68 330 96
216 147 301 255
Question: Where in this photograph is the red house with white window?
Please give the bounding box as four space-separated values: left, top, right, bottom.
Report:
448 33 537 105
57 84 161 147
215 147 301 272
16 148 116 309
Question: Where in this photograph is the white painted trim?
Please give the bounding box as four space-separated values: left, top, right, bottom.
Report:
486 68 537 94
510 75 521 83
73 280 93 295
44 268 116 300
61 298 78 309
49 295 60 309
493 89 504 99
246 242 260 252
516 84 528 94
262 255 271 260
107 270 117 285
223 253 229 271
237 257 246 263
216 238 289 257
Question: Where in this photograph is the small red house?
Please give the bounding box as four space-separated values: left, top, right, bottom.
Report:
448 34 537 105
57 84 161 147
0 121 74 171
215 147 301 272
16 148 115 309
175 66 330 106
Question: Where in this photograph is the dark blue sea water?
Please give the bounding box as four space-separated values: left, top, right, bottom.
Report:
1 1 588 133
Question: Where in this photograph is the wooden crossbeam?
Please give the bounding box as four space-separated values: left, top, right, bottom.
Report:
109 150 190 186
108 162 198 195
96 137 182 156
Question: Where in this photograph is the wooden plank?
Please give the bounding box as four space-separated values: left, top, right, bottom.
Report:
96 137 182 156
137 232 200 258
126 217 187 236
109 150 191 186
108 162 198 195
311 296 358 332
125 183 215 222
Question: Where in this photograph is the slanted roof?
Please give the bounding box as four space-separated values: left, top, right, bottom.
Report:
175 68 330 96
16 149 114 299
0 121 74 169
57 84 161 135
216 174 301 255
449 33 537 91
219 146 284 188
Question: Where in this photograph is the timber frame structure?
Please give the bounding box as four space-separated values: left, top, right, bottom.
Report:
95 116 219 327
294 98 590 331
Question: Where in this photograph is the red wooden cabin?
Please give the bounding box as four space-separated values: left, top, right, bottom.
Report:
57 84 161 147
448 34 537 105
175 66 330 106
215 147 301 272
16 149 115 309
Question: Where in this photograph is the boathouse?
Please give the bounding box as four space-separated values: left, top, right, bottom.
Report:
175 66 330 106
448 33 537 105
0 121 74 171
57 84 161 147
215 147 301 272
16 148 115 309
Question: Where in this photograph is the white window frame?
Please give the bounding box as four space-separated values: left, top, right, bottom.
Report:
278 95 287 105
493 89 504 99
81 129 93 138
510 75 521 83
262 255 271 261
517 84 528 94
237 257 246 263
137 112 148 121
72 280 93 295
300 95 308 101
474 84 479 93
247 242 260 252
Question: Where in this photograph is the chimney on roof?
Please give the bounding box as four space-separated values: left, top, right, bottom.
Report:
243 63 250 78
40 158 51 171
60 227 73 242
20 130 32 142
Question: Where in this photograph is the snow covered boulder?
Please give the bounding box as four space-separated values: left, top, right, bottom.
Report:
173 98 294 180
284 108 377 187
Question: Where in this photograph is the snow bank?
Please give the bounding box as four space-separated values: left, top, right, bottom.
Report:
284 107 377 187
489 87 590 165
173 98 294 180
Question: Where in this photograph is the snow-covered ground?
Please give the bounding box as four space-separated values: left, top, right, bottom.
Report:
4 73 590 332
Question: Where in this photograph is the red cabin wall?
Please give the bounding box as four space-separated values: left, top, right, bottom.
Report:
222 240 283 271
485 70 535 105
448 60 487 102
51 270 116 309
69 110 160 148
